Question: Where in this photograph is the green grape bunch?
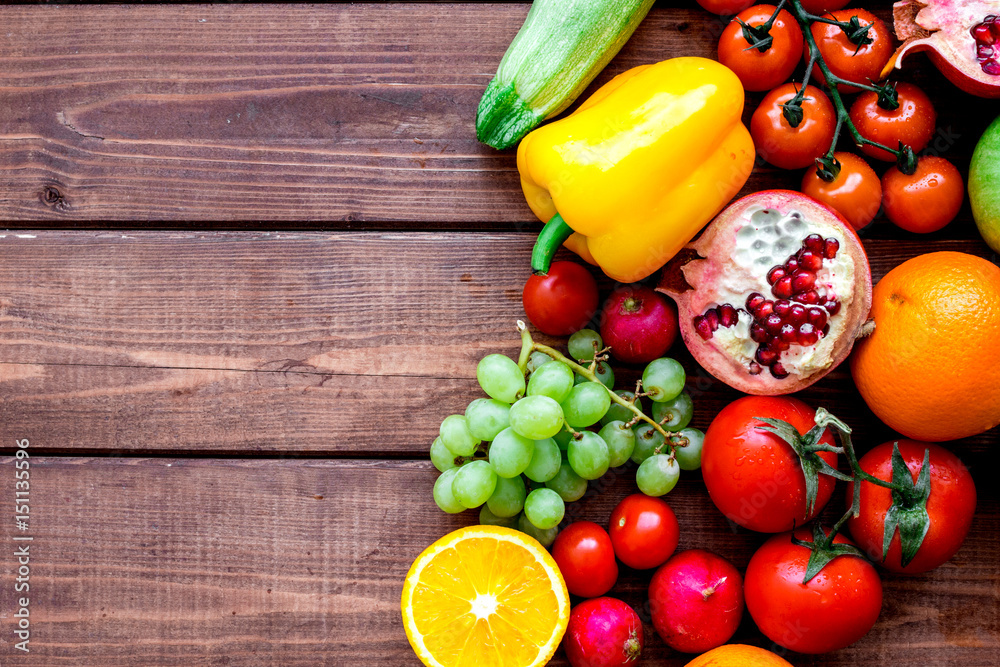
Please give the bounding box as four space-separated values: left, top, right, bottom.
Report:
428 322 706 547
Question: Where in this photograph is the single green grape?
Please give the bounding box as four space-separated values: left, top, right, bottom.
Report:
598 421 637 468
488 427 535 478
439 414 481 457
553 429 574 451
486 474 527 518
636 454 680 497
430 436 458 472
574 361 614 389
568 431 611 480
508 395 564 440
523 488 565 530
631 423 666 464
527 361 575 403
518 512 559 547
465 398 511 441
651 391 694 430
642 358 686 403
451 460 498 508
477 353 526 403
526 350 553 374
560 382 612 428
523 437 561 483
480 504 518 528
601 390 643 426
433 468 465 514
546 462 588 502
568 329 603 361
672 427 705 471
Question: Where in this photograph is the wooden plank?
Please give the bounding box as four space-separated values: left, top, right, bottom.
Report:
0 4 992 230
0 231 997 454
0 457 995 665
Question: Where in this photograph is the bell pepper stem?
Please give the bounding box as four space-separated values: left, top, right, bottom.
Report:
530 213 574 275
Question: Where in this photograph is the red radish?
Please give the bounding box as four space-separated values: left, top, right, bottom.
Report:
648 549 744 654
600 285 678 364
563 597 643 667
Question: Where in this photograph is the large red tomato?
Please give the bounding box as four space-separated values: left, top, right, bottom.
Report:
847 440 977 574
609 494 679 570
718 5 804 92
807 9 894 93
702 396 838 533
745 528 883 654
551 521 619 598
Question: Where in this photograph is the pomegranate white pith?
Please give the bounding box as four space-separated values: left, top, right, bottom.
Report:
659 191 872 396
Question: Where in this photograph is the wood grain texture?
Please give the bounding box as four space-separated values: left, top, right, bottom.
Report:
0 3 993 229
0 231 997 455
0 457 995 666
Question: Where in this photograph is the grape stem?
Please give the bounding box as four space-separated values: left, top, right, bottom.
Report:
516 321 673 439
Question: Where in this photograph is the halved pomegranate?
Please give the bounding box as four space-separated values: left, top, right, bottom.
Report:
884 0 1000 98
657 191 872 395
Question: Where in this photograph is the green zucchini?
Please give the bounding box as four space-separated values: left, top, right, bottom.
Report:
476 0 655 150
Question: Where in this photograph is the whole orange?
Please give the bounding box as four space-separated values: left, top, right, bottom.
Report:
851 251 1000 441
684 644 793 666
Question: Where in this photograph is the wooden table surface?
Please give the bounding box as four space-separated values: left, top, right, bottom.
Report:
0 2 997 665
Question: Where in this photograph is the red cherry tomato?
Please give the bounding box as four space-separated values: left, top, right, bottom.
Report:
799 0 850 11
801 152 882 231
608 494 679 570
847 440 977 574
881 156 964 233
850 83 937 161
745 528 883 654
696 0 755 15
702 396 838 533
718 5 804 92
807 9 894 93
750 83 836 170
552 521 619 598
522 261 599 336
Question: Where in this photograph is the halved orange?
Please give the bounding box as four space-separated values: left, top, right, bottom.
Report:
401 526 570 667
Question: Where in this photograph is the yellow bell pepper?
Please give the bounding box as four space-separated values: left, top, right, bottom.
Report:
517 57 755 283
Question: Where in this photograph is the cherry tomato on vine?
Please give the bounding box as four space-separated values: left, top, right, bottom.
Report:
807 9 894 93
745 528 883 654
718 5 804 92
696 0 755 15
882 156 964 233
847 440 977 574
701 396 838 533
552 521 619 598
850 82 938 161
609 494 679 570
522 261 599 336
801 152 882 231
750 83 836 170
798 0 850 12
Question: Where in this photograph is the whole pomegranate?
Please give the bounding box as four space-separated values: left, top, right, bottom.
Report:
563 597 643 667
657 190 872 395
885 0 1000 98
600 285 678 364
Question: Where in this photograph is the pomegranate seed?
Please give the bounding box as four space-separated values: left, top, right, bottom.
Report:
750 322 770 343
803 234 824 253
784 258 800 273
792 271 816 292
773 276 794 299
798 250 823 272
770 362 789 379
991 20 1000 39
823 299 841 316
974 23 993 44
980 44 995 59
772 337 790 352
798 290 819 304
748 361 763 375
704 308 720 331
764 313 784 334
746 292 766 312
756 345 778 365
694 315 713 340
754 300 775 319
807 307 827 329
824 238 839 259
984 60 1000 75
718 303 738 328
767 266 787 285
774 299 791 317
797 323 819 345
780 323 797 342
